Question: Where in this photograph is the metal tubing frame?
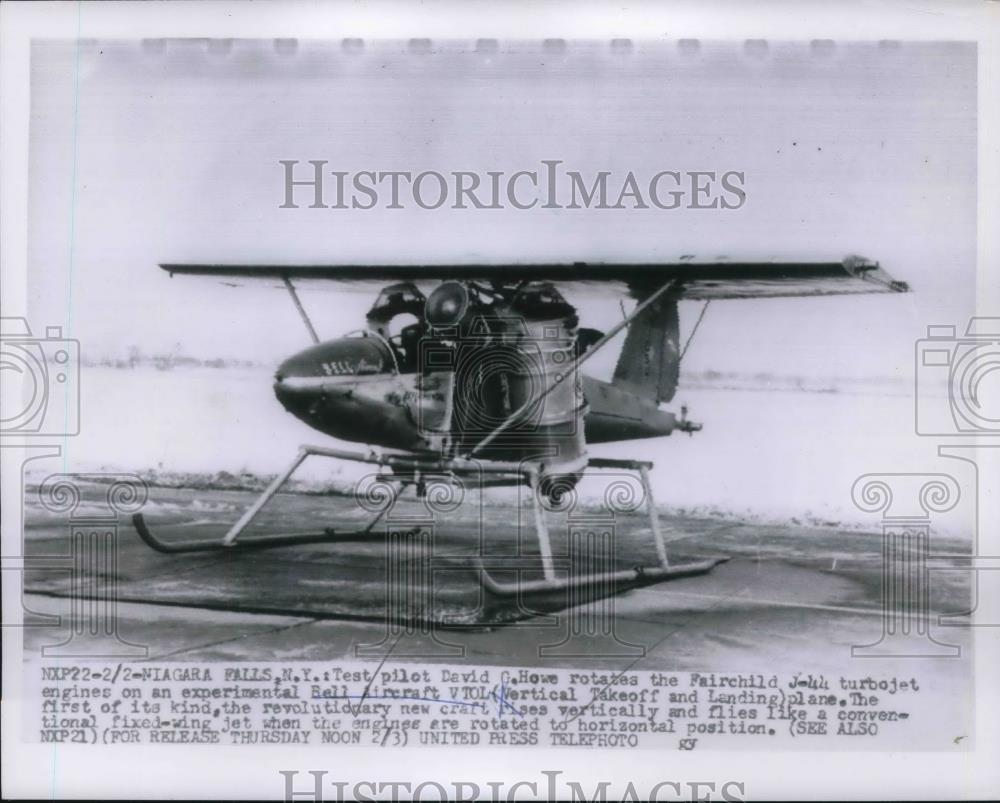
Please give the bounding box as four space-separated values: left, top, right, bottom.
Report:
132 515 370 553
473 456 701 595
135 443 726 598
217 444 536 549
527 469 557 582
475 557 727 597
134 444 434 553
222 448 310 545
639 464 669 568
588 456 669 568
219 447 685 582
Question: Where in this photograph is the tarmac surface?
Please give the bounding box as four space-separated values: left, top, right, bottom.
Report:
21 480 975 676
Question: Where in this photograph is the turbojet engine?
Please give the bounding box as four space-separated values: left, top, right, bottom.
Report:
423 280 590 497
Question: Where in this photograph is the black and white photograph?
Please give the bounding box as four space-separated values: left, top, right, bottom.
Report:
2 1 998 800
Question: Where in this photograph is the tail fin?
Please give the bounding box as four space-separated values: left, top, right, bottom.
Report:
612 295 680 403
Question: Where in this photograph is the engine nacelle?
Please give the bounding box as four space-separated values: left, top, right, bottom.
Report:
447 283 589 486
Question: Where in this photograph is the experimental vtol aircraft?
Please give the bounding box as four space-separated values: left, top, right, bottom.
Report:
133 258 908 596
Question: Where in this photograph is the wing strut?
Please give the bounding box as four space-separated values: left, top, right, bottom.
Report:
680 300 711 361
464 280 679 458
283 276 320 344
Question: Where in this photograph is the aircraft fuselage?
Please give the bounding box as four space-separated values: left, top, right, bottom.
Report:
273 335 685 472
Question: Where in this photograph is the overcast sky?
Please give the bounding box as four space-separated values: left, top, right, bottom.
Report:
28 38 976 381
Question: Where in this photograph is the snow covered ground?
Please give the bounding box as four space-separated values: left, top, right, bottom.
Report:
35 365 973 537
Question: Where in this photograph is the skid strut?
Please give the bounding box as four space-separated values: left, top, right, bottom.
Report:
130 444 527 555
132 445 727 597
131 445 398 554
473 457 727 597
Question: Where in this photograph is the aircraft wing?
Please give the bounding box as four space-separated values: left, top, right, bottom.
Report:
158 255 908 300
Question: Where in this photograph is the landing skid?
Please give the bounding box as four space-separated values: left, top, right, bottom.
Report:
131 445 728 600
473 556 729 598
132 516 376 554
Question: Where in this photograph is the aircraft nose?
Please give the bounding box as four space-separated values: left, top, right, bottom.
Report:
273 372 305 401
273 351 311 388
273 350 327 413
274 347 319 385
273 365 356 425
272 335 392 422
273 372 315 416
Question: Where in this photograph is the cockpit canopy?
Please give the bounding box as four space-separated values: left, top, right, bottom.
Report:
365 282 427 332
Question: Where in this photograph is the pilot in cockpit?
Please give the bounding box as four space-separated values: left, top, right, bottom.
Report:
364 282 428 372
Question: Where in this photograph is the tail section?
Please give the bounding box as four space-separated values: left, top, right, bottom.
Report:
612 294 680 403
